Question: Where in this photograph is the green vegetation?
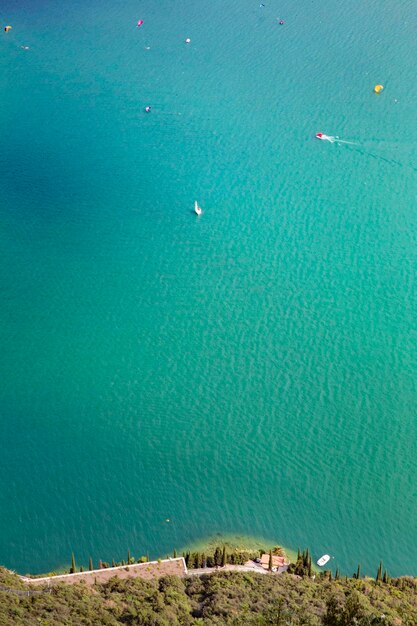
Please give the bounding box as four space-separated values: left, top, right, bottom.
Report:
180 534 296 560
1 565 417 625
287 547 312 577
183 544 262 569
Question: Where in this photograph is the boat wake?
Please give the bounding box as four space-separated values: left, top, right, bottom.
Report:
316 132 417 172
334 138 357 145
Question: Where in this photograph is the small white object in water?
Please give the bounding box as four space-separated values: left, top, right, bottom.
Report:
185 37 191 44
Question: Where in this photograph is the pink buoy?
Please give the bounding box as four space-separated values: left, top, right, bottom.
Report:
137 19 144 27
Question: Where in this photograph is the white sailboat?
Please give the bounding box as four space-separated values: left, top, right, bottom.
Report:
194 200 202 216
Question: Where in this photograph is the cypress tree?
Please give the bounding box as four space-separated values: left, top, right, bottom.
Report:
335 567 340 580
214 547 222 567
356 563 361 580
221 546 226 567
201 552 206 568
127 548 131 564
80 566 83 572
376 561 382 582
268 550 273 571
297 547 301 561
112 559 116 568
308 557 312 577
70 552 76 574
173 549 177 558
89 557 93 571
383 570 388 584
328 570 332 582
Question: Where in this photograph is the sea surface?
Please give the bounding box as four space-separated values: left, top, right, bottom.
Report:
1 0 417 576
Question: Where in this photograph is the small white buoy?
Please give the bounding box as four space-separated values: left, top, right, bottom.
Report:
185 37 191 44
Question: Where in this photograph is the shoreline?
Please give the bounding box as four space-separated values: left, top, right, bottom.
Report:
5 534 294 579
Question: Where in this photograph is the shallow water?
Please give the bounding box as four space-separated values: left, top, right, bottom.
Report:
1 0 417 575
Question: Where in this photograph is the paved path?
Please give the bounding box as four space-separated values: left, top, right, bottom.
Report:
187 562 273 576
21 558 187 587
6 558 286 592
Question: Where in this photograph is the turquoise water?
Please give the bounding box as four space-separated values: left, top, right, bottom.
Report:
1 0 417 576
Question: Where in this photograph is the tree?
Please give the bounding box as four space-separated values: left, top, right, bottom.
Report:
70 552 76 574
213 547 222 567
356 563 361 580
268 550 273 571
263 597 287 626
173 549 177 558
383 569 388 584
323 595 342 626
335 567 340 580
341 590 365 626
376 561 382 582
127 548 131 564
89 557 93 571
221 546 226 567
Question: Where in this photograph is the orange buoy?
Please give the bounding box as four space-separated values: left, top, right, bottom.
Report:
374 84 384 94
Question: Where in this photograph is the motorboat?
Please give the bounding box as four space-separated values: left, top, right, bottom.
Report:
317 554 331 567
315 132 334 142
194 200 202 216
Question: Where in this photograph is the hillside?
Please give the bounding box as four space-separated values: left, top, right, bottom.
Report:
1 566 417 625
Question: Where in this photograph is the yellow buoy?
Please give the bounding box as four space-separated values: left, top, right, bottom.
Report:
4 25 13 32
374 84 384 94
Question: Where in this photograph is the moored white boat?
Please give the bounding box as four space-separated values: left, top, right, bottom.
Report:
194 200 202 216
317 554 331 567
